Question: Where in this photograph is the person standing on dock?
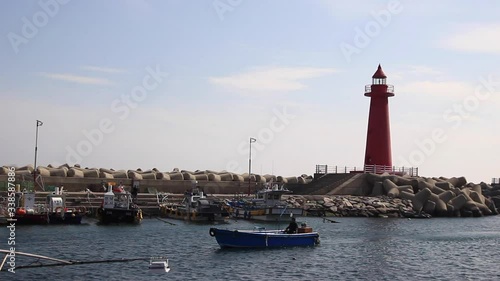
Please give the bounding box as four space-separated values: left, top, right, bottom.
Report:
101 180 107 192
131 180 139 203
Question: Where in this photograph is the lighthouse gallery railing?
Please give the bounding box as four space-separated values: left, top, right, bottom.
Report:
365 84 394 94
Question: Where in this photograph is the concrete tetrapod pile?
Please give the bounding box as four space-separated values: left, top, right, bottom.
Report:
1 164 313 184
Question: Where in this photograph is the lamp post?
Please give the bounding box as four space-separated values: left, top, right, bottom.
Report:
34 120 43 189
248 137 256 195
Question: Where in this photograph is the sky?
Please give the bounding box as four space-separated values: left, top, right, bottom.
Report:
1 0 499 184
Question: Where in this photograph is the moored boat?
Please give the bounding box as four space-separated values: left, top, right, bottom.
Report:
228 184 303 222
9 205 48 225
45 187 83 224
159 188 229 222
209 223 320 248
97 185 142 224
1 187 83 225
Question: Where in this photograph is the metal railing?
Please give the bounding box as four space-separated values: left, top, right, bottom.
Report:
492 178 500 185
315 165 363 174
363 165 417 176
315 164 418 177
364 84 394 94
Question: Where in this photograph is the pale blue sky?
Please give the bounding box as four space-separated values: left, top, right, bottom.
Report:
1 0 499 183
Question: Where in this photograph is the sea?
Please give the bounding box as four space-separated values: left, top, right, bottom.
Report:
2 215 500 281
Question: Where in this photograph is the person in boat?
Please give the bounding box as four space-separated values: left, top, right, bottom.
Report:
285 217 298 234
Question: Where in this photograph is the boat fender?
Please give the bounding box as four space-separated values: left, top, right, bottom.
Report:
209 228 216 237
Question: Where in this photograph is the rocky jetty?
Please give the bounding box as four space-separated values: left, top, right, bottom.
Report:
286 195 418 218
284 173 500 218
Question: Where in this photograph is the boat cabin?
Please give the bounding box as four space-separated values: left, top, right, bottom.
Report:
183 188 206 208
14 192 41 214
103 186 133 210
46 186 66 213
254 184 292 207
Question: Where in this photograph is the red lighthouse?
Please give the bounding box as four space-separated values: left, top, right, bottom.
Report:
363 64 394 173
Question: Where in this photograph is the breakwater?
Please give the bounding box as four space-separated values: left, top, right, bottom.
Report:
0 164 312 184
2 164 499 219
284 173 500 218
0 164 311 193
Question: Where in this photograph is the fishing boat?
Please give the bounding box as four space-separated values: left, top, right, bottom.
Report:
228 184 303 222
46 186 83 224
209 223 320 248
148 257 171 273
7 193 48 225
97 185 142 224
1 187 83 225
159 187 229 222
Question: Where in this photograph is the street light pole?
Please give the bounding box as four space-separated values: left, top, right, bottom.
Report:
34 120 43 189
248 137 256 195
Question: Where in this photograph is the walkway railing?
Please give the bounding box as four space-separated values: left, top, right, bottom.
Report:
492 178 500 185
315 164 418 177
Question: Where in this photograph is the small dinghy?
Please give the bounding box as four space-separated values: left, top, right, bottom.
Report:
148 257 170 273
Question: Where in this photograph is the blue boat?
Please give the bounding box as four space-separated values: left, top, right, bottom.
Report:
209 226 320 248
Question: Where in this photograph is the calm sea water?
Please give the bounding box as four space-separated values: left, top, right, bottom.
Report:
2 216 500 281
